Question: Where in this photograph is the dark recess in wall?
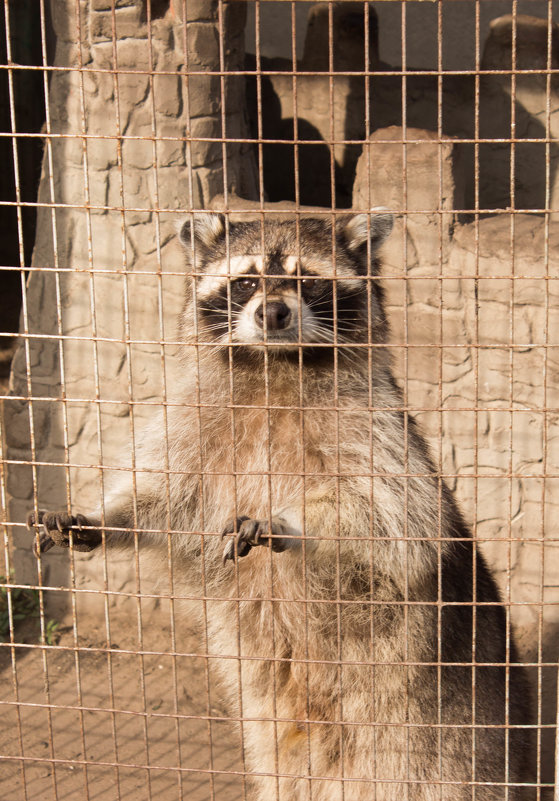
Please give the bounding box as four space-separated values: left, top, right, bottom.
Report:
141 0 170 23
0 1 52 389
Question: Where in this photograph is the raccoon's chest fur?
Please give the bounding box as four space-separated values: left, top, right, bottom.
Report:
198 401 330 525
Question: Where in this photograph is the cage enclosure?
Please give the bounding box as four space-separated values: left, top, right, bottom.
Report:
0 2 558 800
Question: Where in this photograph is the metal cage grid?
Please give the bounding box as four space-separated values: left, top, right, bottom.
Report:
0 1 557 800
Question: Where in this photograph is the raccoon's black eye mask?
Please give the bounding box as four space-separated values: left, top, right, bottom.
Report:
229 270 329 301
232 276 259 299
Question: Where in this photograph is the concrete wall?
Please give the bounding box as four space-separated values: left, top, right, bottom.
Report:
353 130 559 647
245 0 559 70
5 0 257 608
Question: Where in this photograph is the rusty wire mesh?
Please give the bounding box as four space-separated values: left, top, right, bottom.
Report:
0 1 558 800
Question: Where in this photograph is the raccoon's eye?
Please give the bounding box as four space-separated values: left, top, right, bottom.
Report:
300 277 318 292
236 277 258 291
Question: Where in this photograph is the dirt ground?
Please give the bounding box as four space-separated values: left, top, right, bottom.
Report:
0 606 245 801
1 579 556 801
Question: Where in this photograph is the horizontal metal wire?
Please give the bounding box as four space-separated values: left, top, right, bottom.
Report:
2 584 559 611
1 699 554 731
1 1 557 799
0 753 546 789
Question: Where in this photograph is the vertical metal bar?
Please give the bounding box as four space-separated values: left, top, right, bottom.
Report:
144 0 184 794
436 18 444 423
217 0 229 208
291 1 300 210
362 6 377 795
4 1 59 797
179 2 226 795
289 5 313 799
554 665 559 801
254 0 265 208
111 0 153 795
73 0 123 796
436 7 444 800
538 6 553 801
41 0 90 795
223 212 249 801
248 4 282 794
505 6 519 800
0 468 31 799
325 4 345 797
0 429 27 801
217 4 256 797
472 4 481 798
400 2 410 798
0 160 27 801
4 0 43 795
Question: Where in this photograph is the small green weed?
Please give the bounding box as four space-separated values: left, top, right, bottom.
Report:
0 573 60 645
44 618 61 646
0 572 39 642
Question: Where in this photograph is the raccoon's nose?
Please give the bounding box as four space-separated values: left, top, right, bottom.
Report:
255 301 291 331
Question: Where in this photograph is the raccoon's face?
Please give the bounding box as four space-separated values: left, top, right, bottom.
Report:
179 212 393 356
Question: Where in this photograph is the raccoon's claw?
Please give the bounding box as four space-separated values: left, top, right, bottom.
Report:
221 516 288 565
26 512 56 555
221 516 253 563
27 510 102 556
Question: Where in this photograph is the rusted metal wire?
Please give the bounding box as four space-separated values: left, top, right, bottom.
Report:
0 1 557 800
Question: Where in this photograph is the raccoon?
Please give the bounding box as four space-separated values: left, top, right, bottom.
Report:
28 212 531 801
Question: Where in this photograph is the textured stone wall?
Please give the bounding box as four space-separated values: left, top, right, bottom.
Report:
243 0 559 72
5 2 558 663
356 122 557 776
257 7 559 217
5 0 257 610
352 130 559 727
394 216 559 780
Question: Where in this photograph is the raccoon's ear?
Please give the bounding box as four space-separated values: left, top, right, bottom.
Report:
179 213 226 252
337 211 394 254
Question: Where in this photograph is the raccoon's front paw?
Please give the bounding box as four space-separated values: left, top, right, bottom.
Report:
27 511 102 557
221 516 288 564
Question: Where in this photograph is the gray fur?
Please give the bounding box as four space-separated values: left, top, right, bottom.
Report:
29 213 531 800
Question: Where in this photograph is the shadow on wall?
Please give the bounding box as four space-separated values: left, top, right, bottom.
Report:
245 4 557 214
352 71 553 214
0 1 54 389
245 59 347 208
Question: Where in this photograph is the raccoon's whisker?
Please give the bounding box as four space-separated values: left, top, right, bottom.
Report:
197 306 242 316
302 330 362 366
304 323 357 346
225 300 246 311
197 314 233 323
329 343 364 367
198 322 234 332
302 323 333 341
308 317 359 331
307 310 361 326
305 333 359 354
306 300 334 311
307 290 363 308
